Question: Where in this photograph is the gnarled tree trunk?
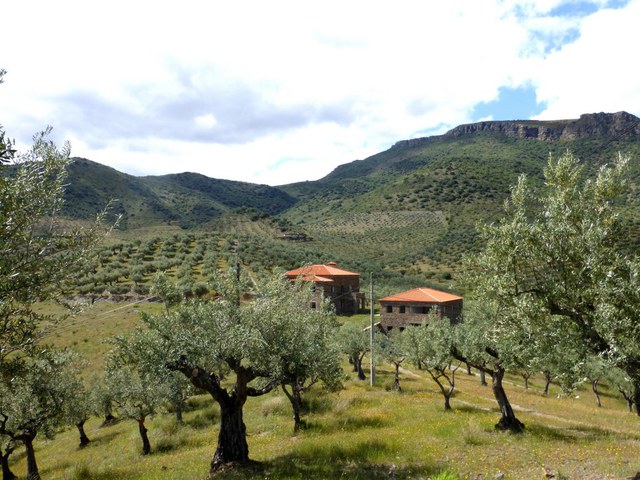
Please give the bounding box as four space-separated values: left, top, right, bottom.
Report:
138 416 151 455
0 443 16 480
492 366 524 432
76 419 91 448
425 367 455 411
211 398 249 471
356 353 366 381
175 393 185 423
619 388 634 413
167 356 270 475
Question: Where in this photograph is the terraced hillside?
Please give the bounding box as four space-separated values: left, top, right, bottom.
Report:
64 112 640 292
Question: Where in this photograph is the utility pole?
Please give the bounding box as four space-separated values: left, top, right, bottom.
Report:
370 272 375 386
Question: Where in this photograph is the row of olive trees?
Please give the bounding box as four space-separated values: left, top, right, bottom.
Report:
0 129 343 478
370 151 640 433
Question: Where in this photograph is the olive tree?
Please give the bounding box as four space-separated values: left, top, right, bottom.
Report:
402 315 458 410
268 284 343 432
338 322 370 381
450 302 525 431
126 268 343 474
463 151 640 418
0 73 112 478
0 350 82 480
0 129 110 363
104 362 169 455
376 329 405 392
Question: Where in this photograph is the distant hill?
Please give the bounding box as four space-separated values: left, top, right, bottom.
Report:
62 112 640 284
63 158 297 229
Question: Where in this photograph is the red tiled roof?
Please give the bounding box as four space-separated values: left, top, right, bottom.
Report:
285 264 360 278
379 287 462 304
294 275 334 283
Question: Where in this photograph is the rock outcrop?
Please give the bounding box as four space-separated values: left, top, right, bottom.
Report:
393 112 640 149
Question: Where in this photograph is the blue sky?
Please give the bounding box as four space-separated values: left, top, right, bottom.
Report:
1 0 639 185
472 85 546 122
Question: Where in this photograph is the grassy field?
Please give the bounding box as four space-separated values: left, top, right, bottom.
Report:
8 306 640 480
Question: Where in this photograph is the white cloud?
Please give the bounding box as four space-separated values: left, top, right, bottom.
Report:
194 114 218 130
532 0 640 119
1 0 639 185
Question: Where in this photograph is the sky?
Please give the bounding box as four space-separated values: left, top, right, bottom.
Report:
2 0 639 186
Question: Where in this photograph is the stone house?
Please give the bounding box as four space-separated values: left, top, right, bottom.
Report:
379 287 463 331
284 262 366 314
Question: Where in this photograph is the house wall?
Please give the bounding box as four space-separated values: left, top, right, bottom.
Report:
379 300 463 330
306 276 364 314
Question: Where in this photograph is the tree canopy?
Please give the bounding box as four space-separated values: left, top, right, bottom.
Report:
463 151 640 417
122 268 343 474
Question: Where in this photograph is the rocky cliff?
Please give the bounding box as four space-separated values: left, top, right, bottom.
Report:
393 112 640 149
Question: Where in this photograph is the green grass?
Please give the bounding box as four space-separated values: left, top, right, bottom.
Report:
11 303 640 480
14 371 640 479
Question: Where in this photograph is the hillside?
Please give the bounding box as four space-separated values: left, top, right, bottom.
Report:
62 112 640 291
277 112 640 282
63 158 296 229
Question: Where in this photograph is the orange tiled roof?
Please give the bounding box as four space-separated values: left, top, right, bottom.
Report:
285 263 360 278
379 287 462 304
294 274 334 283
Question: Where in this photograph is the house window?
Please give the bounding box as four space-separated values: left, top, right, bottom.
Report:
385 305 393 313
399 306 406 314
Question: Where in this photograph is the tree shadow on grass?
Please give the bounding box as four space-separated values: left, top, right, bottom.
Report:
526 423 605 443
85 429 122 447
304 414 387 434
454 404 493 415
212 440 441 479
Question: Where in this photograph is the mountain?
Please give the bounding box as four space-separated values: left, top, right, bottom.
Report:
62 112 640 284
63 158 296 229
276 112 640 278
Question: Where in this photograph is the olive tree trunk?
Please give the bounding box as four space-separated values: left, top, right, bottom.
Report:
619 388 634 413
592 379 602 408
543 370 552 395
212 397 249 470
281 383 304 433
138 417 151 455
492 366 524 432
393 362 402 392
175 393 185 423
355 353 366 381
22 435 40 480
479 366 487 386
76 420 91 448
425 367 455 411
167 357 275 474
0 443 16 480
